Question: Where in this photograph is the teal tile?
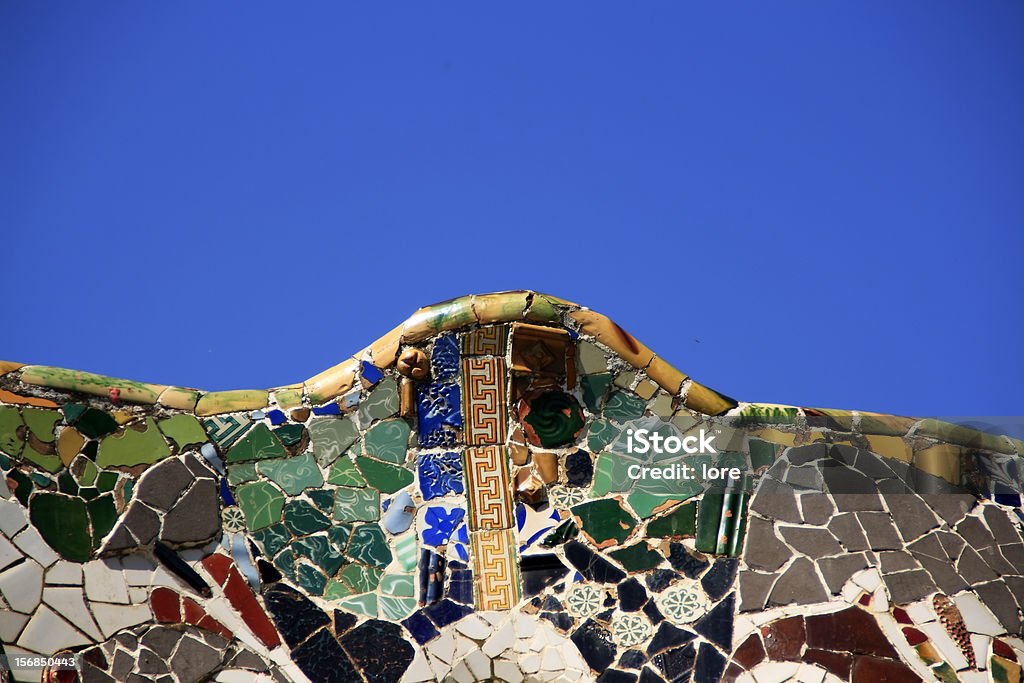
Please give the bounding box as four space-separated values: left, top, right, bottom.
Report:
339 563 383 593
252 523 291 557
227 463 258 486
295 562 328 596
586 420 620 452
603 391 646 422
258 453 324 496
363 419 411 464
337 591 378 617
581 374 613 413
393 533 418 571
235 481 285 531
292 534 345 575
273 424 306 447
378 595 417 621
308 416 359 467
282 499 332 536
307 488 334 513
358 378 399 425
345 523 392 568
333 487 380 522
329 524 353 552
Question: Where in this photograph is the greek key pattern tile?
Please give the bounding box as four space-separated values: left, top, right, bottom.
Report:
461 356 507 446
462 325 507 356
471 528 521 611
463 445 514 530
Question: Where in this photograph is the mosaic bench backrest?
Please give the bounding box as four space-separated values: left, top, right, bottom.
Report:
0 291 1021 683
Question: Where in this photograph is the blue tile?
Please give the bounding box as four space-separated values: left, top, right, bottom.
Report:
361 361 384 386
431 335 460 381
416 383 462 448
418 451 464 500
448 568 473 605
267 409 287 425
219 478 236 506
423 599 473 628
421 506 465 547
312 403 341 416
402 612 439 645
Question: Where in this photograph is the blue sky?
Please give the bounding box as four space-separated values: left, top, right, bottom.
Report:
1 3 1021 418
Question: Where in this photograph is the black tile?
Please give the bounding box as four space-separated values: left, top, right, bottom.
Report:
540 611 573 632
566 450 595 487
645 569 680 593
693 593 734 650
639 667 669 683
340 619 415 683
700 559 737 601
521 554 569 596
618 649 647 670
667 543 708 578
333 610 357 635
597 670 638 683
571 619 617 671
566 541 626 583
643 600 665 625
263 584 331 648
617 578 648 612
652 643 695 683
692 642 726 683
291 629 359 683
647 622 695 655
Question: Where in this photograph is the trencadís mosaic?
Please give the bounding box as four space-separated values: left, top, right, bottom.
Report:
0 291 1021 683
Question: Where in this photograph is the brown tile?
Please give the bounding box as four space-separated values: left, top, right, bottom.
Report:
510 323 570 376
803 649 852 679
805 607 899 659
732 634 765 669
850 655 920 683
761 616 805 660
532 451 558 483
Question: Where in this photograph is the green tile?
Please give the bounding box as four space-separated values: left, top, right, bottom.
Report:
252 523 292 558
646 501 697 538
324 579 354 600
363 419 411 464
358 378 399 424
393 533 418 571
581 374 613 413
748 439 777 470
273 549 296 581
29 493 92 562
571 499 637 548
587 420 620 453
735 405 798 427
328 524 353 552
307 489 334 513
157 415 208 449
87 494 118 547
308 416 359 467
603 391 646 422
235 481 286 531
77 459 98 487
628 490 699 519
257 453 324 496
337 591 378 617
591 452 641 496
379 573 415 597
58 471 78 495
95 471 118 493
339 563 383 593
0 407 25 458
227 463 258 486
225 423 287 463
345 523 392 568
30 472 52 487
540 519 579 548
70 407 119 439
295 562 328 596
327 456 366 487
355 456 414 494
273 424 306 447
97 418 171 468
333 487 380 522
21 408 61 442
292 534 345 575
609 543 664 571
79 487 99 501
23 445 62 473
378 595 417 621
282 499 332 536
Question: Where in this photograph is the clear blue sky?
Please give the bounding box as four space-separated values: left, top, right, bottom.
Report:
2 3 1021 418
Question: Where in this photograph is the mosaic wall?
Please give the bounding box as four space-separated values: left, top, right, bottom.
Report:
0 290 1022 683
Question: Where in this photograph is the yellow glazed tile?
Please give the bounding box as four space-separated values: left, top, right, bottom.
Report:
157 386 201 411
913 443 962 485
365 324 404 369
750 428 799 447
634 379 658 401
401 296 477 343
524 292 571 324
915 419 1014 454
472 292 530 325
20 366 166 405
645 356 687 396
57 427 85 466
0 389 59 408
272 386 304 410
858 412 916 437
683 381 736 416
305 358 358 405
0 361 24 376
195 390 268 417
865 434 912 463
568 310 655 370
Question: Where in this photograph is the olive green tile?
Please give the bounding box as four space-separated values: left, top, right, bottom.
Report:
235 481 286 531
609 543 664 571
308 416 360 467
333 487 380 522
292 533 345 575
646 501 697 538
327 456 367 487
77 458 98 487
225 423 287 463
355 457 413 494
21 408 60 442
295 562 328 596
282 499 332 536
29 493 92 562
22 445 62 473
339 563 384 594
97 418 171 468
252 523 292 558
358 378 399 425
274 387 304 410
0 407 24 457
95 471 119 493
227 463 258 486
571 499 637 548
21 366 163 404
157 415 208 449
257 453 324 496
603 391 646 422
345 523 392 568
363 419 411 464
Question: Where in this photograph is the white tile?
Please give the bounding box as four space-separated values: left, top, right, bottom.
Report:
0 499 28 537
0 609 29 642
0 534 21 571
513 612 539 638
871 585 889 613
970 633 991 669
18 605 91 654
118 554 159 586
83 559 130 604
796 663 827 683
401 649 434 683
430 632 456 664
449 661 475 683
42 587 102 641
428 652 452 680
129 587 148 603
3 645 44 682
483 621 517 658
466 649 491 680
455 614 492 640
954 593 1004 636
91 602 150 638
453 633 475 660
905 601 935 624
12 527 58 568
520 653 541 674
919 621 970 670
540 646 564 671
46 560 83 585
852 568 881 592
493 659 524 683
0 559 43 613
752 661 801 683
958 671 989 683
0 475 9 499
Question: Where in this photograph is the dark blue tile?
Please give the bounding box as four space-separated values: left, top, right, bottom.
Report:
416 382 462 447
402 611 439 645
361 361 384 386
266 409 287 425
431 335 460 381
424 599 473 628
219 478 236 506
448 568 474 605
312 403 341 416
418 451 464 500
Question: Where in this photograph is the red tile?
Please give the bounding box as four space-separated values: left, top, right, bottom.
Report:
201 553 234 587
893 607 912 625
183 597 205 625
805 607 899 660
851 655 920 683
901 627 927 646
150 587 181 623
197 614 234 640
223 570 280 648
803 649 853 679
857 593 872 607
993 639 1016 661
